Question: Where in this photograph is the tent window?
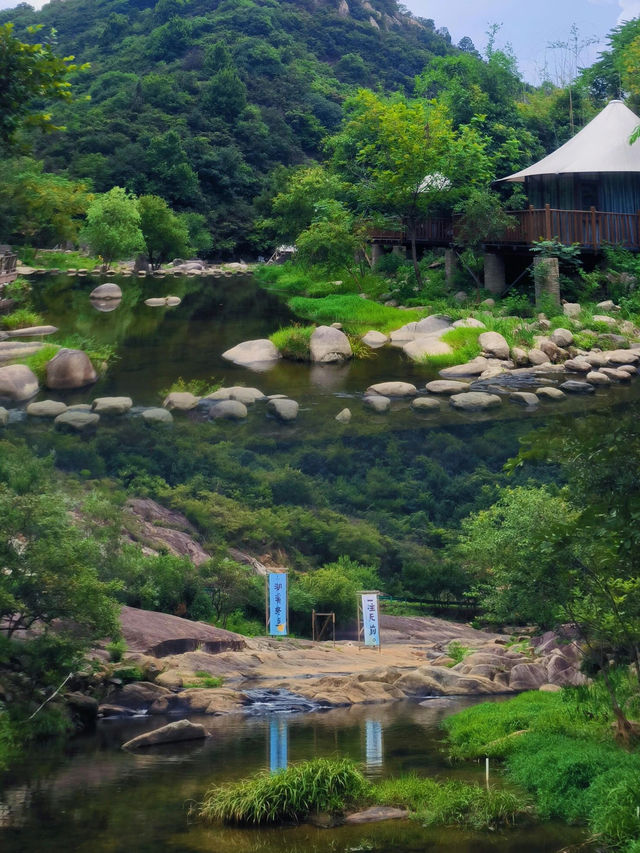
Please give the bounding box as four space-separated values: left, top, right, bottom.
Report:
580 179 599 210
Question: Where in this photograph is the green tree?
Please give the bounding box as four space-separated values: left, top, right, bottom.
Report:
80 186 144 266
137 194 190 268
329 91 491 286
0 22 88 152
296 557 379 624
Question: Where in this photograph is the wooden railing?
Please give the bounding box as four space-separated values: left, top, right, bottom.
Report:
0 252 17 286
369 206 640 251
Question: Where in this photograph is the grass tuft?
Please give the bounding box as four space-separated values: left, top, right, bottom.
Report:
287 294 424 334
269 325 315 361
1 309 44 330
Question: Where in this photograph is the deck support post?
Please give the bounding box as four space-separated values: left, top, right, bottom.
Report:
444 249 457 287
391 245 406 258
370 242 382 269
483 253 506 295
534 256 560 307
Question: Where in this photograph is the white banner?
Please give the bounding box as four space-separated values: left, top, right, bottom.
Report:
361 593 380 646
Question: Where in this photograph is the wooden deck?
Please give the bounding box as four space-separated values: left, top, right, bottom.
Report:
0 252 18 286
370 206 640 252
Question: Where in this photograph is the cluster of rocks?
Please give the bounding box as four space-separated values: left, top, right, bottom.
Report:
164 385 300 422
23 261 251 279
0 348 98 406
222 324 353 367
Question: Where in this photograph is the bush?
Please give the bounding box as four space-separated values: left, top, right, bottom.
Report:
198 758 369 824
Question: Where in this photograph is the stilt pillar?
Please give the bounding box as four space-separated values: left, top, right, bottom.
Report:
484 253 506 295
533 256 560 307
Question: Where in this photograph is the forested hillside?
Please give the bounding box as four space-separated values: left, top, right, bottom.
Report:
1 0 459 252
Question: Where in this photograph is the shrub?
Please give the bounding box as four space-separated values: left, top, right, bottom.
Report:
106 638 127 662
197 758 369 824
3 277 31 305
447 640 471 665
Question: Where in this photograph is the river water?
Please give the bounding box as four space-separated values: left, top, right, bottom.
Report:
0 699 587 852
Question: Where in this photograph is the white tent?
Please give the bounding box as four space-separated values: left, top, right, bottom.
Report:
497 100 640 183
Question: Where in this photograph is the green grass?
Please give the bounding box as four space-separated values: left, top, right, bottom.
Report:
446 640 472 666
158 376 222 398
269 325 315 360
183 672 224 689
197 758 369 824
372 775 530 830
287 294 424 333
23 344 60 381
18 248 100 270
1 309 44 330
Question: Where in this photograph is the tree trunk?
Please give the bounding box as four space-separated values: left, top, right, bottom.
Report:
409 226 422 289
600 664 636 744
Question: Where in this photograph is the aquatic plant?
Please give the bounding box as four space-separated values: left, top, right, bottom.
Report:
198 757 369 824
158 376 222 398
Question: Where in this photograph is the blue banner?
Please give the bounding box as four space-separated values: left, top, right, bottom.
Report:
268 573 287 636
361 593 379 646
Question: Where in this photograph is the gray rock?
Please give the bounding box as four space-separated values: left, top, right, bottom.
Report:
480 298 495 308
584 352 608 367
403 336 453 360
222 339 280 366
539 339 565 361
592 314 618 327
366 381 417 397
335 407 351 423
68 404 92 412
268 398 299 421
560 380 595 394
54 411 100 432
439 357 488 378
508 662 548 691
7 325 58 338
309 325 352 363
46 349 97 390
564 358 591 373
452 317 486 329
144 298 168 307
163 392 200 411
600 367 631 382
596 299 620 312
92 397 132 415
361 330 388 347
207 386 265 404
510 347 529 366
536 386 565 400
389 323 417 342
425 380 469 395
479 331 510 360
411 397 440 411
449 392 502 411
344 807 408 824
364 395 390 413
606 349 639 365
598 333 627 348
0 406 7 426
0 364 39 401
90 282 122 300
414 315 452 335
527 348 550 365
122 719 207 750
550 328 573 347
510 391 539 406
618 364 637 375
563 302 581 319
586 371 611 386
140 407 174 424
208 400 248 419
27 400 68 418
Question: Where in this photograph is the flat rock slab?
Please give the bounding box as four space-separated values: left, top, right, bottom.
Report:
344 807 408 825
46 348 97 390
414 315 452 335
208 400 248 420
411 397 440 411
439 357 487 378
7 325 58 337
403 336 453 360
364 395 390 413
92 396 133 415
510 391 539 406
163 391 200 411
607 349 639 365
119 605 245 656
600 367 631 381
560 380 595 394
425 380 469 395
140 407 173 423
122 719 207 750
389 323 417 342
54 411 100 432
207 386 266 404
366 382 417 397
564 358 591 373
27 400 68 417
362 330 388 347
449 392 502 411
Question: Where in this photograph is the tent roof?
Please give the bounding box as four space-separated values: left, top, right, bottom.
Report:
497 100 640 183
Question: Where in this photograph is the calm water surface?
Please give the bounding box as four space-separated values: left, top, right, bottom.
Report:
0 700 587 853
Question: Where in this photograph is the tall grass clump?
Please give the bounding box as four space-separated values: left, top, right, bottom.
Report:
373 775 530 829
197 758 369 824
1 308 44 330
287 294 424 333
24 344 60 381
269 325 315 360
419 326 482 368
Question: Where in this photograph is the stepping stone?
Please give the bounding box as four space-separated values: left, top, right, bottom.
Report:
27 400 68 418
560 381 595 394
510 391 539 406
364 395 390 413
425 380 469 395
268 398 298 421
449 392 502 411
411 397 441 411
366 382 417 397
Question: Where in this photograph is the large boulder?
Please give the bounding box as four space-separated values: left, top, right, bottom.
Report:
207 386 265 405
90 282 122 300
268 398 298 421
452 317 486 329
586 371 611 386
439 357 488 378
527 348 551 365
109 682 171 711
46 348 97 390
449 392 502 411
92 397 132 415
508 663 548 691
607 349 639 365
310 325 352 363
163 391 200 411
479 331 510 360
0 364 39 401
366 382 417 397
403 336 453 360
414 315 452 335
122 719 207 750
222 339 280 366
389 322 417 342
536 386 565 400
510 391 539 407
550 328 573 347
564 358 591 373
563 302 581 319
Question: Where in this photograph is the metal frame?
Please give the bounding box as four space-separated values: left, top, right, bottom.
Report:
312 610 335 644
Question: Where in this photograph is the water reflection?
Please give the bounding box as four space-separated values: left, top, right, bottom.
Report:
269 717 288 772
364 719 383 774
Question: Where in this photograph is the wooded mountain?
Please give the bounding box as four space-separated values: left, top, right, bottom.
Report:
1 0 460 253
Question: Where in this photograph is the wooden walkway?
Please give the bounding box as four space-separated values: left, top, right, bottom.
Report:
370 206 640 252
0 252 18 286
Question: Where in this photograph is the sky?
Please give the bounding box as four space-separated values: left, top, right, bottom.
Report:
404 0 639 81
0 0 638 82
